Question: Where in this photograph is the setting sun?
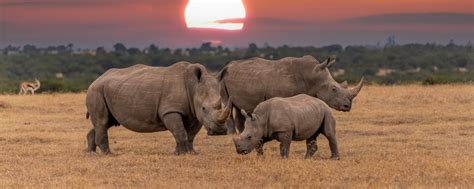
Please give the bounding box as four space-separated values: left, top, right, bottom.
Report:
185 0 246 30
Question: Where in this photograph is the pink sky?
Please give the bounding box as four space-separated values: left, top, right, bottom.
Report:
1 0 473 47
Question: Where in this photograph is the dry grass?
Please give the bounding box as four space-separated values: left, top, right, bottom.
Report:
0 85 473 188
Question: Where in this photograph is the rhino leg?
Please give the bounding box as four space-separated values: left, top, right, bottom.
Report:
256 138 272 157
278 132 292 159
305 132 320 159
322 115 339 160
162 113 189 155
185 120 202 154
226 120 236 135
95 124 111 155
86 128 97 152
226 107 237 134
256 142 264 157
88 107 112 154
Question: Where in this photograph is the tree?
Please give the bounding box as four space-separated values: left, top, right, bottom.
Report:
57 45 68 53
385 35 397 48
127 47 141 55
67 43 74 52
113 43 127 53
148 44 159 54
321 44 343 53
96 47 106 54
245 43 258 58
22 44 37 54
200 42 215 52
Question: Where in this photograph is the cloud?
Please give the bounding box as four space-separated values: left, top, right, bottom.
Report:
0 0 181 7
1 0 97 7
248 17 310 26
344 12 474 25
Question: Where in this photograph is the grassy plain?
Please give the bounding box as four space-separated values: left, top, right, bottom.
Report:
0 85 473 188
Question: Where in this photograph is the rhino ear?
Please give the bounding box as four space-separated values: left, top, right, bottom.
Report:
195 68 202 82
241 109 249 119
313 57 330 71
313 56 336 72
251 113 257 121
187 64 203 82
327 57 336 68
340 80 348 88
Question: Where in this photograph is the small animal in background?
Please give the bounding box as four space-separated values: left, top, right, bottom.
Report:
19 79 41 95
233 94 340 160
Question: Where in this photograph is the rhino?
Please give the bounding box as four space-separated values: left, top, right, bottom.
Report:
218 55 363 133
233 94 339 159
85 62 232 155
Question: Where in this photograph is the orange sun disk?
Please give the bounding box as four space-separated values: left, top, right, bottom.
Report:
185 0 246 30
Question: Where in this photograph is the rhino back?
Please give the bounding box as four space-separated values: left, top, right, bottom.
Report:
222 57 314 111
89 63 192 132
257 94 327 141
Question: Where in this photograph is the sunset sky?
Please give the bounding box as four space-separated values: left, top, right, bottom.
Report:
0 0 473 48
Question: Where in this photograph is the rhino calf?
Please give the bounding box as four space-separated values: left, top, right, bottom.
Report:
233 94 339 159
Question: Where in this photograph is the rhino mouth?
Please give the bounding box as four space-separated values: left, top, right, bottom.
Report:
237 150 250 155
203 121 228 136
207 129 227 136
337 105 351 112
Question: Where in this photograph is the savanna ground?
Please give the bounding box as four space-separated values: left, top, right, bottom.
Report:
0 85 473 188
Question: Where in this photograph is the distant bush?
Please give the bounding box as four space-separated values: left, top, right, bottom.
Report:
41 79 65 92
0 43 473 93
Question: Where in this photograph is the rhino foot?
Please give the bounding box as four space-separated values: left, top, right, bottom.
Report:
174 150 197 155
84 148 96 155
174 149 187 156
174 142 198 155
185 142 198 155
330 155 340 160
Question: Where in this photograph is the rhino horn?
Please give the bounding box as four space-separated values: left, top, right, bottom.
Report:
340 80 348 88
217 97 232 123
350 77 364 98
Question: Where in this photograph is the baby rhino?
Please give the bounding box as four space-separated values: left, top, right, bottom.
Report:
233 94 339 159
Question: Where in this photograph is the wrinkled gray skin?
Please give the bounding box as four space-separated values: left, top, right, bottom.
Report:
218 55 363 134
233 94 339 159
85 62 232 155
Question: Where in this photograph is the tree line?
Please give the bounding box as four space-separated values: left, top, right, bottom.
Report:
0 42 472 93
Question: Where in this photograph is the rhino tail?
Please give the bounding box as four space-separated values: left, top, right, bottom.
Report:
86 112 90 119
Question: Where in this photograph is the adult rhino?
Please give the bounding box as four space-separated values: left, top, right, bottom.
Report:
218 55 363 133
85 62 232 155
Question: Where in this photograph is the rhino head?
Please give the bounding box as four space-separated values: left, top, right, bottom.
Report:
233 110 263 154
308 57 364 112
186 64 232 135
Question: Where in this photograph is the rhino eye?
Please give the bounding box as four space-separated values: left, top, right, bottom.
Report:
247 136 251 139
202 106 208 113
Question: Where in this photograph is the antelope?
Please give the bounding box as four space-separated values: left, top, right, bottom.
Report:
19 79 41 95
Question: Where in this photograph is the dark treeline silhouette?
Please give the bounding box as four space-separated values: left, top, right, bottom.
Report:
0 42 473 92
